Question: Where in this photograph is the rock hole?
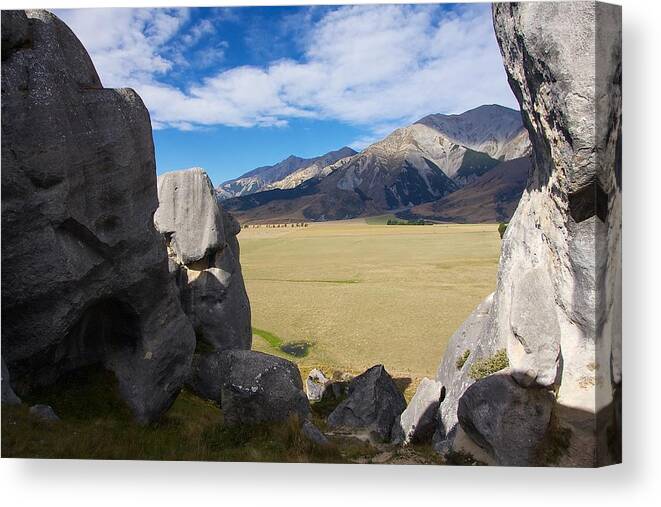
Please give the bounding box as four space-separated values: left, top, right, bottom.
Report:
568 181 608 223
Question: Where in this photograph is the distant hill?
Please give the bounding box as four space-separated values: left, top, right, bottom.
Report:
217 146 357 199
399 156 531 223
221 105 531 223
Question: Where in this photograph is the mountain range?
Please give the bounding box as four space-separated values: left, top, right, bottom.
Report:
216 105 532 223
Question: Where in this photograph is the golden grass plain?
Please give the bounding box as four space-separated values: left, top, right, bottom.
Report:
239 219 501 390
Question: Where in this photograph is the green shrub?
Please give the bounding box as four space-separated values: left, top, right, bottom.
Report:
468 349 509 380
498 222 508 239
455 349 471 370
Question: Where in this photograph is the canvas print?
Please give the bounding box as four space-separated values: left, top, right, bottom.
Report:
1 1 621 467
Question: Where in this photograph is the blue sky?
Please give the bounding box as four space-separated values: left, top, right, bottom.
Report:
55 4 517 185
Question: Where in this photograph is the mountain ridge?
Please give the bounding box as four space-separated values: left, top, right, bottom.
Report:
220 104 531 223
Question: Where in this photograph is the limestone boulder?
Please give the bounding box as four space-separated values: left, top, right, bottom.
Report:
306 368 330 402
327 365 406 441
432 2 621 466
155 168 251 353
457 372 554 466
154 168 225 265
392 377 443 445
1 10 195 424
219 350 309 425
492 2 621 466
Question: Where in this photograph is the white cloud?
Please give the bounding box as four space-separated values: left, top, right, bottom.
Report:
56 5 518 133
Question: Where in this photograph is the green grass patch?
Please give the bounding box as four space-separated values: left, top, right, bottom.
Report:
455 349 471 370
252 327 313 358
253 326 284 348
468 349 509 380
498 222 509 239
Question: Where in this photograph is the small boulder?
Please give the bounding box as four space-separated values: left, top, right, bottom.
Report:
301 419 330 447
29 404 60 423
327 365 406 441
306 368 329 401
1 359 21 405
392 377 443 445
457 371 554 466
219 350 309 425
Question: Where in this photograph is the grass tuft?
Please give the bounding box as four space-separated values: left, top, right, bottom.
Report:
468 349 509 380
455 349 471 370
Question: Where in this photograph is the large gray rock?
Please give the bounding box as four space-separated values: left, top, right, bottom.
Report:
431 2 621 466
392 377 443 445
327 365 406 442
155 168 251 353
457 372 554 466
492 2 621 466
2 358 21 405
219 350 309 425
1 10 195 424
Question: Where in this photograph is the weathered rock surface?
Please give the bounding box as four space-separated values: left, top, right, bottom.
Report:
2 359 21 405
433 293 500 448
306 368 330 402
219 350 309 425
29 404 60 423
432 3 622 466
392 377 443 445
155 168 251 353
301 419 331 447
509 268 561 387
187 351 225 404
327 365 406 441
457 372 554 466
1 10 195 423
154 168 226 265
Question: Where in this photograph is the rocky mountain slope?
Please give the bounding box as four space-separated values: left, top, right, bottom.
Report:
224 106 530 223
416 104 530 161
217 147 356 199
401 156 531 223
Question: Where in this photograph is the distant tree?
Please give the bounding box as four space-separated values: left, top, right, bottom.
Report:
498 222 509 239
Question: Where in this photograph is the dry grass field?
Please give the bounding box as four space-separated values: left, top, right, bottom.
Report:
239 218 502 393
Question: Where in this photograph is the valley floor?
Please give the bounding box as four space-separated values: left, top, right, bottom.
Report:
2 219 499 464
240 218 502 397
